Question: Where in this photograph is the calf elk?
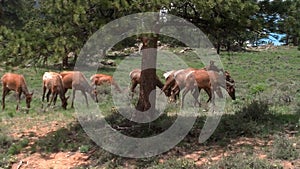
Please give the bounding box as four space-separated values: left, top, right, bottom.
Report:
42 72 69 109
1 73 34 111
90 74 121 92
60 71 98 108
129 69 166 97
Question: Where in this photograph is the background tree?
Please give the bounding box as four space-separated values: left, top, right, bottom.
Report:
257 0 300 46
170 0 260 53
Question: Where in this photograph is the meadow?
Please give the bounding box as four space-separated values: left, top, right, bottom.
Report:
0 46 299 168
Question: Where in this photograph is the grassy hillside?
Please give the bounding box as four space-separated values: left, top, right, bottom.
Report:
0 46 299 168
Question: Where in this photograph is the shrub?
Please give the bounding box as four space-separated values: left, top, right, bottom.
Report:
7 138 29 155
235 100 270 121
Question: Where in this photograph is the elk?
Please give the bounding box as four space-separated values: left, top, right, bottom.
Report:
181 69 236 108
42 72 69 109
1 73 34 111
60 71 98 108
90 74 121 92
162 68 198 102
129 69 165 97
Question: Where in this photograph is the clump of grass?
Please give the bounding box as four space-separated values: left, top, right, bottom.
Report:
79 145 90 153
0 133 14 168
208 153 282 169
7 138 29 155
0 133 12 151
148 158 196 169
250 83 267 96
270 135 299 160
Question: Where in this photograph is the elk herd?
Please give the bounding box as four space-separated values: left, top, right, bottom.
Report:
1 61 236 112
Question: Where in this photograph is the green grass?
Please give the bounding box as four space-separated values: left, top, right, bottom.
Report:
207 153 282 169
0 46 299 168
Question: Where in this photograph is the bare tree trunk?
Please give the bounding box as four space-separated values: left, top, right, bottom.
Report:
293 36 299 46
286 34 290 45
216 42 221 54
136 35 158 112
62 46 69 69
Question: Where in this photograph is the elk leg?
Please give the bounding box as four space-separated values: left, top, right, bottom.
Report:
2 88 10 110
206 87 216 106
204 88 212 103
53 92 58 105
130 80 138 98
16 91 22 111
48 92 55 107
46 89 51 102
81 90 89 107
42 86 46 102
181 88 190 108
71 89 76 108
215 86 223 98
192 88 201 107
171 85 180 103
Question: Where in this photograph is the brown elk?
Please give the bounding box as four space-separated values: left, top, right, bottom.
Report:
42 72 69 109
90 74 121 92
129 69 165 97
60 71 98 108
181 69 236 108
162 68 198 102
1 73 34 111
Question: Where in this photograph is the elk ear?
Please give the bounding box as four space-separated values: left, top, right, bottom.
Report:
31 90 34 95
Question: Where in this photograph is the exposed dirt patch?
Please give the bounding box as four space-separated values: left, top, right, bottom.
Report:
3 118 300 169
12 152 90 169
5 119 92 169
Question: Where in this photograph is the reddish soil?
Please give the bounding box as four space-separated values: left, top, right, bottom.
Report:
5 120 91 169
4 119 299 169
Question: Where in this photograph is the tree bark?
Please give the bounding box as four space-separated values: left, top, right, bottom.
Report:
136 35 159 112
293 36 299 46
62 46 69 69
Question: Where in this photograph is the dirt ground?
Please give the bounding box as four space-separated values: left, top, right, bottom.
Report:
5 120 299 169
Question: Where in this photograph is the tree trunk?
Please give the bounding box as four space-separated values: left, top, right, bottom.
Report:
216 42 221 54
136 35 158 112
62 46 69 69
293 36 299 46
285 34 289 45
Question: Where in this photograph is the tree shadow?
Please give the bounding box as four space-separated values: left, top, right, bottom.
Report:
24 100 300 168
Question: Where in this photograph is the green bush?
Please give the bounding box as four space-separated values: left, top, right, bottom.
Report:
7 138 29 155
236 100 270 121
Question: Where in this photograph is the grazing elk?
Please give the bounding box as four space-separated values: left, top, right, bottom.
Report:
90 74 121 92
162 68 198 102
181 69 236 108
60 71 98 108
1 73 34 111
42 72 69 109
129 69 166 97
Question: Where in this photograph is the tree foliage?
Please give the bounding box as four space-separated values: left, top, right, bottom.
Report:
0 0 299 66
257 0 300 45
